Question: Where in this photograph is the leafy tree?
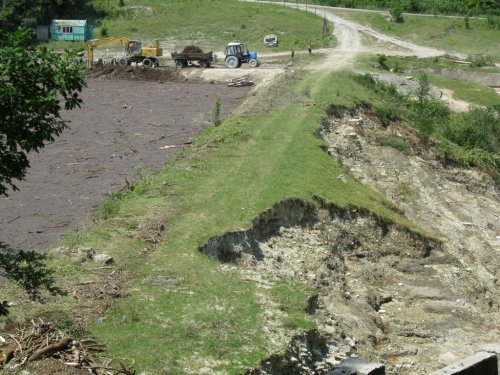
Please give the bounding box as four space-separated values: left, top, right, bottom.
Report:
390 0 405 22
0 29 84 312
0 28 84 196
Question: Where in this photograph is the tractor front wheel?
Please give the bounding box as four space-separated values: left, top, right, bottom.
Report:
249 59 259 68
225 56 239 69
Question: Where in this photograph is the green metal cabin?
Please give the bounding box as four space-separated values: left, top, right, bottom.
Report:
50 20 93 41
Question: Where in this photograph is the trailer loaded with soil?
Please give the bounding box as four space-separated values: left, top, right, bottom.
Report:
171 45 213 68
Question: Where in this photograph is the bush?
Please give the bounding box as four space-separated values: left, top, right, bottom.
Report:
100 25 109 37
211 97 222 127
390 1 405 23
444 107 499 154
377 54 389 70
375 106 400 127
467 54 494 67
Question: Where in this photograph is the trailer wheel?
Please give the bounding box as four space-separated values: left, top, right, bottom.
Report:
249 59 259 68
199 60 207 68
142 58 153 67
225 56 239 69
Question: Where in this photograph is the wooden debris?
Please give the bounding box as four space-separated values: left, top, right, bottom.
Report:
228 76 254 87
0 319 134 374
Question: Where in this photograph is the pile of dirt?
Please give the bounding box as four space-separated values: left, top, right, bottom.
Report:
181 45 204 54
88 65 181 82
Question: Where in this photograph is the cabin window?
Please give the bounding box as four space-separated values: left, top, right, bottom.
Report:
62 26 73 33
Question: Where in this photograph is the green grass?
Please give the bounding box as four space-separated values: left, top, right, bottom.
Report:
333 10 500 60
428 75 500 108
74 0 334 52
357 54 500 73
381 136 413 155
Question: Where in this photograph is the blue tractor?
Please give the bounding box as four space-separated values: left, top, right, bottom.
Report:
224 41 259 69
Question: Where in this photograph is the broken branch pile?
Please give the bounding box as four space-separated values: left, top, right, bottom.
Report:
0 319 135 374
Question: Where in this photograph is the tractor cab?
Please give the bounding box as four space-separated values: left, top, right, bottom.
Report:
224 41 259 69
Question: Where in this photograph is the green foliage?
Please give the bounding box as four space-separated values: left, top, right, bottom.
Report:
0 29 85 196
464 14 471 29
444 107 499 153
390 1 405 23
100 25 109 37
99 191 123 219
377 54 389 69
308 0 498 15
382 136 413 155
416 74 431 106
118 0 125 7
374 106 399 127
0 0 102 32
355 73 498 178
211 97 222 127
0 243 65 314
467 54 494 67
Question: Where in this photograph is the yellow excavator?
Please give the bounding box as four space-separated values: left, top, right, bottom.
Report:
85 37 162 69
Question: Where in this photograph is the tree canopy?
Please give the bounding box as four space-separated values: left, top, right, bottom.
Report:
0 28 85 196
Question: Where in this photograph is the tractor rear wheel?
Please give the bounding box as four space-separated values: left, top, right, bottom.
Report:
225 56 239 69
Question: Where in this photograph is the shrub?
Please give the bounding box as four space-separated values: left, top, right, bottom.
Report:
390 1 405 23
416 74 431 106
375 107 399 127
119 0 125 6
377 54 389 70
467 54 494 67
444 107 499 154
100 25 108 37
211 97 222 127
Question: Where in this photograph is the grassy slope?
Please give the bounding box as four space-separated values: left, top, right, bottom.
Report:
89 71 415 374
84 0 334 52
332 9 500 60
0 71 425 374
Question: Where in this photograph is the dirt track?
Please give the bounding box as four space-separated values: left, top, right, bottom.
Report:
0 73 250 250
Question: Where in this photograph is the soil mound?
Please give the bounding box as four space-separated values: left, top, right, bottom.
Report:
88 65 181 82
181 45 204 54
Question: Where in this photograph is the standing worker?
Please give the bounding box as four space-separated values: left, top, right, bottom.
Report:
308 41 313 55
291 48 295 61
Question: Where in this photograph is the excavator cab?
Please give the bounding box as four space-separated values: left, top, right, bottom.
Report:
125 40 142 56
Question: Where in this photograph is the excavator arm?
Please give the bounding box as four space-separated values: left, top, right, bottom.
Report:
85 37 142 69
